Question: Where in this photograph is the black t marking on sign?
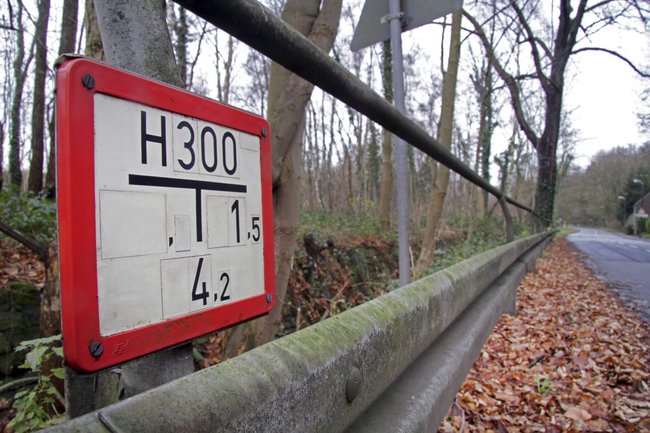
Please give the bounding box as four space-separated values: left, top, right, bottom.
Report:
128 174 247 242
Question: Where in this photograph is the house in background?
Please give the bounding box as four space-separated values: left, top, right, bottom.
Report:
626 192 650 235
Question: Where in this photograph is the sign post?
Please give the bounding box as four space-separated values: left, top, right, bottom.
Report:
387 0 411 287
352 0 463 286
56 58 274 374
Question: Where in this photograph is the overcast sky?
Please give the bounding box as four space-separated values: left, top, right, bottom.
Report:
564 26 648 165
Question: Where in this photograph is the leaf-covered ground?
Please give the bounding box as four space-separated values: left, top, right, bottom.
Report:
439 237 650 432
0 239 44 291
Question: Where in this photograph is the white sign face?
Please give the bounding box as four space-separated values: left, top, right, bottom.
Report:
94 94 265 336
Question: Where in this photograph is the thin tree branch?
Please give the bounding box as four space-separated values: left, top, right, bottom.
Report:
514 73 539 81
571 46 650 78
187 19 209 90
6 0 14 27
508 0 551 90
567 0 589 51
0 220 48 261
463 9 540 149
585 0 618 14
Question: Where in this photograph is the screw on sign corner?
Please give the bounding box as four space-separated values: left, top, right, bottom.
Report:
266 293 273 303
82 74 95 89
89 340 104 359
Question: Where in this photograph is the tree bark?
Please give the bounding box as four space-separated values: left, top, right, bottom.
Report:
58 0 79 55
95 0 180 86
379 40 393 231
9 2 30 189
215 31 235 104
477 62 494 216
223 0 342 355
366 120 380 201
0 121 4 191
27 0 50 194
46 0 78 195
84 0 104 59
414 10 462 275
174 5 188 87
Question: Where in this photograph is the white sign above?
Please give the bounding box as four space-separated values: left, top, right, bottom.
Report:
351 0 463 51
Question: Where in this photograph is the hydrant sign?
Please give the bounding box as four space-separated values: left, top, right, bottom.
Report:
56 58 274 372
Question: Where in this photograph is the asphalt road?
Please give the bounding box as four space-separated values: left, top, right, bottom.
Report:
567 227 650 326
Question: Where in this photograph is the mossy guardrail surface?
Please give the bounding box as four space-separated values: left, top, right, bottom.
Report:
45 232 553 433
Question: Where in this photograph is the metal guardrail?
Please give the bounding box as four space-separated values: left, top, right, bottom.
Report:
172 0 543 224
45 232 553 433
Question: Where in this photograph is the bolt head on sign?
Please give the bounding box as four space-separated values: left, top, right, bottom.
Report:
56 58 274 372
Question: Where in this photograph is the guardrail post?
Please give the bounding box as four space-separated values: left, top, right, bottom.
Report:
499 196 514 243
65 341 195 418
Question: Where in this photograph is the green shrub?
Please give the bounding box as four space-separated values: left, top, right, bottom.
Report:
0 187 56 245
8 335 65 432
423 217 507 275
299 209 385 241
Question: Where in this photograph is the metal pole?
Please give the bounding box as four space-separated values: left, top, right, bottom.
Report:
388 0 410 286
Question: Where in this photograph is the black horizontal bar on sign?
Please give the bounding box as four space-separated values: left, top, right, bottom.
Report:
172 0 536 217
129 174 248 193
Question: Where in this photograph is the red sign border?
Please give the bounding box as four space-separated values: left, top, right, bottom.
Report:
56 58 274 372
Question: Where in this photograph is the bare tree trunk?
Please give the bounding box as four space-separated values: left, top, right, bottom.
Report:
477 63 494 216
84 0 104 59
366 121 379 202
45 104 55 197
379 40 393 230
59 0 79 55
223 0 342 355
9 2 31 189
326 94 335 210
215 31 235 104
0 122 4 190
174 5 188 87
414 10 462 275
27 0 50 193
95 0 180 86
46 0 79 195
